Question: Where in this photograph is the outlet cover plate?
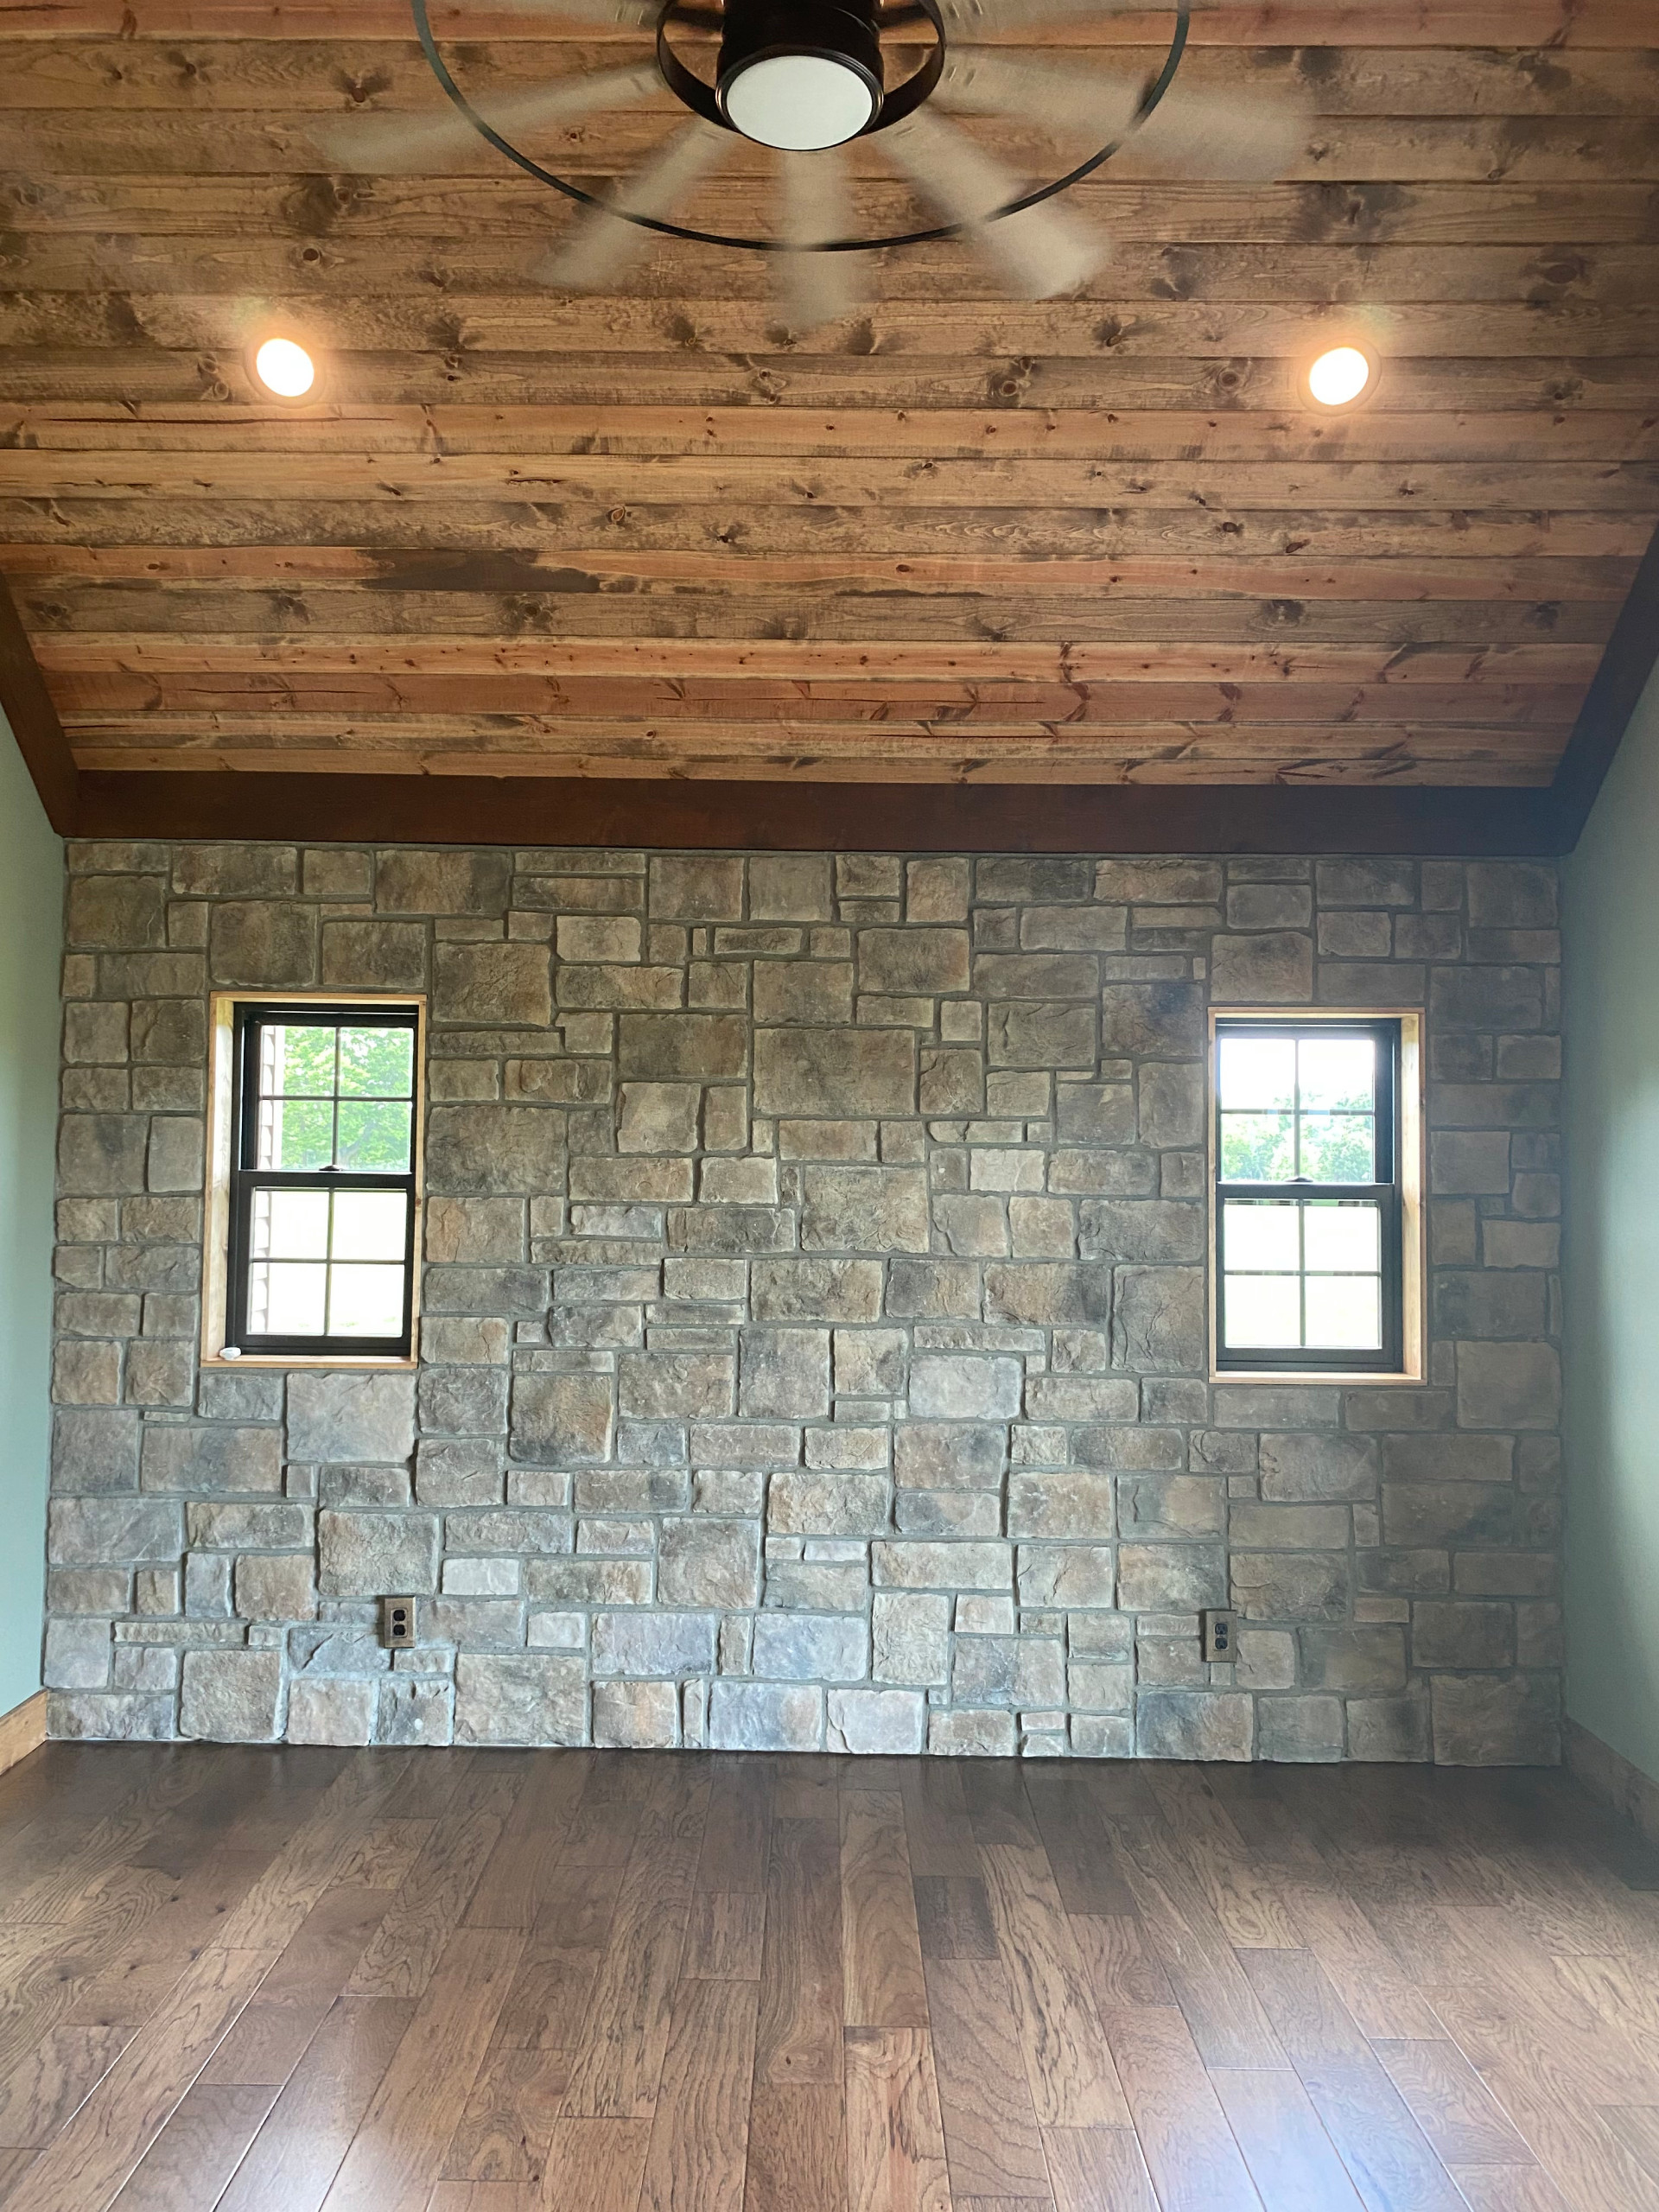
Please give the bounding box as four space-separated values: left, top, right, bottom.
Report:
1201 1608 1238 1664
383 1596 417 1649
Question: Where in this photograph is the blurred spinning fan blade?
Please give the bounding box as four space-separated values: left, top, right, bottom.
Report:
775 148 868 329
486 0 662 26
309 64 664 171
934 0 1156 35
937 51 1143 139
1127 82 1309 180
880 109 1104 298
535 118 734 289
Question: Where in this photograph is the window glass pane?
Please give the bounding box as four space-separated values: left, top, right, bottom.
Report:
335 1101 413 1172
332 1190 409 1262
1217 1036 1294 1112
251 1187 330 1260
1298 1036 1376 1115
1222 1199 1300 1272
1306 1274 1382 1349
1299 1112 1376 1183
248 1260 327 1336
1223 1274 1301 1348
327 1264 407 1337
1303 1202 1381 1274
337 1027 414 1099
1220 1112 1294 1181
269 1025 338 1098
257 1096 334 1171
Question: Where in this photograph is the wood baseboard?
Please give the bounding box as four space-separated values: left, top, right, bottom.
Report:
0 1690 47 1777
1564 1715 1659 1847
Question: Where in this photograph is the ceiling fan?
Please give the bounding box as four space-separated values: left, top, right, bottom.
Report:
315 0 1307 326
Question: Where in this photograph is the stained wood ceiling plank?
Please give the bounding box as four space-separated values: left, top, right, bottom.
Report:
12 176 1657 248
27 634 1607 684
8 406 1659 467
16 105 1659 181
5 1 1657 40
4 39 1657 113
13 592 1627 652
3 355 1654 417
7 454 1655 508
5 295 1658 359
3 508 1647 567
39 673 1595 726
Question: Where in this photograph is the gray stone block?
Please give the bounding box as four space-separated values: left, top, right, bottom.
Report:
59 1115 149 1196
659 1519 760 1608
435 943 552 1027
1015 1543 1114 1608
510 1372 614 1463
53 1408 142 1495
1259 1433 1379 1503
289 1371 416 1463
909 1355 1021 1421
1257 1695 1344 1761
317 1510 440 1596
140 1425 283 1497
1136 1690 1252 1760
827 1688 925 1754
49 1495 181 1565
801 1166 929 1253
1118 1542 1226 1611
983 1263 1110 1327
593 1679 679 1748
1431 1672 1559 1765
1111 1267 1205 1373
209 902 317 988
1456 1342 1560 1430
1232 1552 1351 1622
751 1612 868 1682
987 1002 1096 1069
709 1681 821 1751
181 1649 284 1741
454 1653 586 1745
740 1328 831 1418
767 1472 889 1537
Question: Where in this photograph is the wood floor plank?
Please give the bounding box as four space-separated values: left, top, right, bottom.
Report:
1141 1770 1304 1951
899 1765 979 1882
464 1758 589 1931
1069 1915 1175 2012
200 1885 391 2088
978 1846 1130 2130
912 1877 997 1962
106 2083 276 2210
0 2028 130 2150
558 1775 710 2120
742 2086 846 2212
840 1794 928 2032
1371 2037 1537 2166
1208 2067 1366 2212
1240 1950 1473 2212
1451 2168 1576 2212
638 1977 760 2212
1040 2126 1157 2212
210 1993 410 2212
346 1814 504 2002
1269 1880 1447 2041
683 1891 766 1983
1097 2005 1263 2212
698 1758 775 1896
754 1818 843 2088
318 1926 524 2212
2 1945 276 2212
537 2119 652 2212
1023 1777 1138 1920
441 2049 573 2185
843 2028 950 2212
924 1957 1051 2202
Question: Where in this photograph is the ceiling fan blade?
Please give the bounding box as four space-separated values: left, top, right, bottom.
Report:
775 147 868 330
308 63 664 172
1126 82 1310 181
880 109 1105 298
534 118 734 289
937 50 1144 140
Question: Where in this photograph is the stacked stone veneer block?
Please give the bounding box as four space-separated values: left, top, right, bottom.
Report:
46 842 1564 1762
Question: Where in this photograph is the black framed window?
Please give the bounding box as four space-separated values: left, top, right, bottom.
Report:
226 1003 419 1357
1214 1019 1403 1373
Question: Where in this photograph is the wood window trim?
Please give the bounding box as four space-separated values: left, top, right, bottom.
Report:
1205 1006 1425 1388
201 989 427 1370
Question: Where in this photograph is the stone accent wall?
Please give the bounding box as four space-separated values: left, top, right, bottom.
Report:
46 842 1563 1762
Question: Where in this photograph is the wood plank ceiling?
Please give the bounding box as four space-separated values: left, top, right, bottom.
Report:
0 0 1656 840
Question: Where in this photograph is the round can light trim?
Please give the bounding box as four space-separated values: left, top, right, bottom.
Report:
1306 343 1375 410
253 336 319 399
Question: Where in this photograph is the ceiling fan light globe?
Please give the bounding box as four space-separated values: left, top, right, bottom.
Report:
721 51 878 148
1306 344 1373 409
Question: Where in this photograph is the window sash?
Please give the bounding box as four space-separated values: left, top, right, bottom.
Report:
226 1003 419 1357
1214 1019 1405 1375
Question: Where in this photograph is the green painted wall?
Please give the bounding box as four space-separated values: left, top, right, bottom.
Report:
0 718 60 1717
1564 664 1659 1778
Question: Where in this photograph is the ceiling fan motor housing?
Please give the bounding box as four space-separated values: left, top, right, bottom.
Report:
716 0 886 148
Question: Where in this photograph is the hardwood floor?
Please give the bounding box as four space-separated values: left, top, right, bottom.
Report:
3 1746 1659 2209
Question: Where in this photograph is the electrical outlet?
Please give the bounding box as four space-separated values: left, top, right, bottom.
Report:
383 1597 417 1649
1201 1609 1238 1664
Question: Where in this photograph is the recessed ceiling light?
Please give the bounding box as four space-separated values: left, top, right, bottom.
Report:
253 336 317 399
1306 344 1374 410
